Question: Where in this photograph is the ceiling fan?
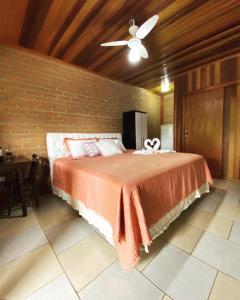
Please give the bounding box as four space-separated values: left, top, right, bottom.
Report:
100 15 159 63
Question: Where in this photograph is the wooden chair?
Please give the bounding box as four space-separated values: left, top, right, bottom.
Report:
0 171 16 217
23 154 40 207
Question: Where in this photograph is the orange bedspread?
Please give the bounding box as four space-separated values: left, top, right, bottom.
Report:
53 152 212 269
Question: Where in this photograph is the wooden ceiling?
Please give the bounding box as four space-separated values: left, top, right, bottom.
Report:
0 0 240 89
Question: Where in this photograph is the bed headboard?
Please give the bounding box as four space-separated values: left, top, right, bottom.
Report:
46 132 122 161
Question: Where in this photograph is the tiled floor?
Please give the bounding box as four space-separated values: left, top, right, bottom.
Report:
0 179 239 300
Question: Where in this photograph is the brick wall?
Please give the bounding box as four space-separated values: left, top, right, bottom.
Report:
0 44 160 158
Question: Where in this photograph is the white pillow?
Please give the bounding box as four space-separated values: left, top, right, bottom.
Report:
97 140 123 156
99 139 126 152
67 139 86 158
115 139 126 152
65 139 96 158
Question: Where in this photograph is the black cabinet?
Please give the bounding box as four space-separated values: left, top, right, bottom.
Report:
123 110 147 149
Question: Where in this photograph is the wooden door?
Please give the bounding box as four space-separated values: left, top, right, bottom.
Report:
184 88 224 178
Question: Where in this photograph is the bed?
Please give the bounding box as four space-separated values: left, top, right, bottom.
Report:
46 132 212 270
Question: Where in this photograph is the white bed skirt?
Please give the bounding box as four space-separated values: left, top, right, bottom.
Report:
52 183 209 248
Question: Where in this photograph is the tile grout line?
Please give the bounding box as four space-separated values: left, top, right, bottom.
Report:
29 209 81 300
77 259 118 293
5 184 239 298
37 208 119 295
22 274 64 300
135 265 166 294
227 220 234 240
207 270 219 300
33 207 78 232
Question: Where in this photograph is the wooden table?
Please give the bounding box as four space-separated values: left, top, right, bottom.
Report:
0 157 30 217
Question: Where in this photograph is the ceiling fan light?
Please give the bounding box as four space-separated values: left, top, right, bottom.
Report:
128 48 140 63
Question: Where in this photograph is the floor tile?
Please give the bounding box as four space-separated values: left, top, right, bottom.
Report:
193 232 240 280
208 187 226 201
58 233 117 291
212 179 230 190
196 194 222 213
144 243 216 300
215 203 240 222
161 221 203 253
185 209 233 239
45 218 94 254
209 272 240 300
162 295 173 300
0 244 63 300
0 208 39 239
24 274 79 300
79 261 163 300
229 222 240 244
35 195 77 230
223 189 240 206
137 237 166 272
0 224 48 267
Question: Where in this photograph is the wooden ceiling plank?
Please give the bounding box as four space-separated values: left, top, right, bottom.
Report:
150 0 238 44
33 0 81 53
47 0 87 55
130 26 240 84
50 0 101 57
119 21 240 83
71 0 143 67
128 32 240 86
152 0 240 51
69 0 175 66
91 0 228 74
88 0 191 71
62 0 129 62
99 3 240 81
0 0 29 44
19 0 53 48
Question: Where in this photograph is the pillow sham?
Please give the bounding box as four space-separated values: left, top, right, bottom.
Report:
83 141 100 157
115 139 127 152
97 140 123 156
64 138 96 158
98 138 126 152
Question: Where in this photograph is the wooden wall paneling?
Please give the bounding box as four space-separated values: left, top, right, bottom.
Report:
236 85 240 178
192 70 197 91
200 67 207 89
205 65 211 87
223 84 240 179
215 61 221 85
210 64 215 86
220 57 238 83
188 71 192 93
175 53 240 179
196 68 201 90
174 74 188 151
238 56 240 80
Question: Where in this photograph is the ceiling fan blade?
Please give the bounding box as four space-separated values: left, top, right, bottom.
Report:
136 15 159 39
100 41 128 46
136 43 148 59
